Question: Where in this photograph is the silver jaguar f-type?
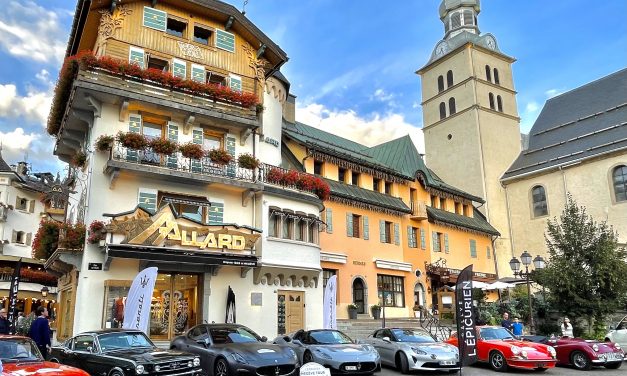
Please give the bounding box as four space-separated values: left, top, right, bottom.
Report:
274 329 381 375
359 328 459 373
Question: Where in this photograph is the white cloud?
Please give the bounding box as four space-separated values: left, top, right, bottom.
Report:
525 101 539 113
295 103 425 154
0 128 61 173
0 84 52 124
0 127 39 165
0 1 68 64
36 69 51 84
545 89 563 99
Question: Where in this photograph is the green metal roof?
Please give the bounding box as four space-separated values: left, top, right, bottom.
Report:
325 179 411 214
426 206 500 236
365 135 426 178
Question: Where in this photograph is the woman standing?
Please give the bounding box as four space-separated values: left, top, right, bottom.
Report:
561 317 574 337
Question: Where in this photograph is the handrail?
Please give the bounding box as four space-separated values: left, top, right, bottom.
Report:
418 308 452 341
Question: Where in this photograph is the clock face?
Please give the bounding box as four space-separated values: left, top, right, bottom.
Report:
485 36 496 49
435 41 448 57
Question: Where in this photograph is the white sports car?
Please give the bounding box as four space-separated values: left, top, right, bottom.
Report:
605 315 627 350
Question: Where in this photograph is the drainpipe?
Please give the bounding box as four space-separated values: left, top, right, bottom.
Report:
558 165 568 203
503 183 515 260
491 235 501 300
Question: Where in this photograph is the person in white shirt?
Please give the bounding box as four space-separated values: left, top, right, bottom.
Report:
561 317 574 337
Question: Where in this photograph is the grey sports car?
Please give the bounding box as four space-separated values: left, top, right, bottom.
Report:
274 329 380 375
359 328 459 373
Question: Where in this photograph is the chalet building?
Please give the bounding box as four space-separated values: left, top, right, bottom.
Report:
48 0 324 342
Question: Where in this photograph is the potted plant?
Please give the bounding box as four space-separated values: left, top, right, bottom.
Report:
266 167 285 184
237 153 260 170
71 150 87 168
371 304 381 320
116 131 148 150
413 304 424 318
208 148 233 165
347 304 358 320
87 220 107 246
94 135 114 152
149 138 178 155
179 142 205 160
281 170 300 186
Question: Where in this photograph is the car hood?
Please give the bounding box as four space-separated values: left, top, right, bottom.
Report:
217 342 293 361
403 342 458 353
3 361 89 376
310 344 378 358
102 348 196 363
484 340 549 354
556 339 623 354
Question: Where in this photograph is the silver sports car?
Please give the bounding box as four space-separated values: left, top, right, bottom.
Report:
274 329 381 375
360 328 459 373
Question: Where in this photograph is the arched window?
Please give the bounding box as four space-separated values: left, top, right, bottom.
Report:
448 97 456 115
439 102 446 119
446 70 454 87
488 93 495 110
451 12 461 29
497 95 503 112
494 68 500 85
613 165 627 202
531 186 548 217
437 75 444 92
485 65 492 82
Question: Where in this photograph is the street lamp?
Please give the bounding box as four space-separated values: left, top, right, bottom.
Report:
41 286 49 298
509 251 545 334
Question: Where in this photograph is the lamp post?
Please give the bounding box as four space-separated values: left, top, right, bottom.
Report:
509 251 545 334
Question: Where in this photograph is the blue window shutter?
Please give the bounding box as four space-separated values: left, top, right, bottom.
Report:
191 64 205 83
191 128 203 173
444 234 450 254
129 47 145 69
226 135 236 177
172 58 187 79
143 6 167 31
363 216 369 240
379 220 385 243
229 76 242 92
432 231 438 251
346 212 353 237
166 122 178 169
487 246 491 259
209 202 224 224
216 29 235 52
420 228 426 250
470 239 477 258
326 208 333 233
138 188 157 212
126 114 142 162
394 223 400 245
407 226 412 247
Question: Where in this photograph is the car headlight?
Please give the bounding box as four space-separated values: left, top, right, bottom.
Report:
361 344 375 352
193 358 201 367
314 349 333 360
411 347 427 355
154 365 161 372
287 348 297 359
547 346 556 358
135 365 145 375
521 350 528 359
615 343 621 350
232 352 248 364
510 346 521 355
592 344 599 352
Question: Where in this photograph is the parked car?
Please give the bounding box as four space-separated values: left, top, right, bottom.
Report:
171 323 299 376
546 336 623 370
605 315 627 349
0 335 89 376
49 329 202 376
445 326 557 372
273 329 381 375
359 328 459 373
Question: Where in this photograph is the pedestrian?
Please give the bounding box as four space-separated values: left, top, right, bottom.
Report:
0 308 10 334
512 317 524 336
28 306 51 359
16 311 25 326
561 317 573 338
500 312 513 331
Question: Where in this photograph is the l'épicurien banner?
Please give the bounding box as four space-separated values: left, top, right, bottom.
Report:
455 264 477 366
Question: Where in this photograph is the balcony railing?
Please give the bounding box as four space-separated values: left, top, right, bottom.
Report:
411 200 428 220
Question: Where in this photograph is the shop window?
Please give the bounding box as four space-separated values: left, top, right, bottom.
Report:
338 168 347 183
147 56 169 72
613 165 627 202
322 269 337 290
351 171 360 186
531 185 548 217
193 25 212 45
166 17 186 38
377 274 405 308
314 160 324 175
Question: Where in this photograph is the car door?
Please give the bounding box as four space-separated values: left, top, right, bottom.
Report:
185 325 213 371
71 334 99 374
377 329 397 364
613 316 627 348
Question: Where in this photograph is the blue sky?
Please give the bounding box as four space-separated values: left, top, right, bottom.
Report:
0 0 625 175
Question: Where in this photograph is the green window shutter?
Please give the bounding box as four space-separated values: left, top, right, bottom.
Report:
487 246 491 259
346 212 353 237
432 231 437 251
191 128 203 173
363 216 369 240
28 200 35 213
138 188 157 212
216 29 235 52
229 76 242 92
420 228 426 250
379 220 385 243
325 208 333 233
129 47 145 69
166 122 179 168
191 64 205 83
25 232 32 246
143 6 167 31
406 226 412 247
226 135 236 177
470 239 477 258
394 223 400 245
172 58 187 79
444 234 450 254
209 202 224 224
126 114 142 162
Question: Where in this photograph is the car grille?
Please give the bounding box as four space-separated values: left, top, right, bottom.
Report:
420 361 460 369
339 362 377 373
154 361 193 373
256 364 296 376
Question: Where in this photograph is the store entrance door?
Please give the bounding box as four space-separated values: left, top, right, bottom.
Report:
277 291 304 335
150 273 200 341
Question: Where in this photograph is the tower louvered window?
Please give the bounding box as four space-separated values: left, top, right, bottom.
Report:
485 65 492 82
449 97 456 115
489 93 495 110
451 12 461 29
494 68 500 85
497 95 503 112
439 102 446 120
463 10 474 25
446 70 454 87
438 75 444 92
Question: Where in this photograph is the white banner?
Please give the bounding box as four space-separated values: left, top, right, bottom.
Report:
322 275 337 329
123 267 158 333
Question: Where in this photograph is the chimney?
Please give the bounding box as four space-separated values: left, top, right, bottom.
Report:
16 162 28 176
283 94 297 124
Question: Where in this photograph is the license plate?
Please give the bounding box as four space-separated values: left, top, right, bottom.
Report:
440 360 455 366
345 366 358 371
609 353 624 360
535 363 546 367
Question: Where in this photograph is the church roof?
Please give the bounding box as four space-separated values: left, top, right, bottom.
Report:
502 68 627 181
0 150 11 173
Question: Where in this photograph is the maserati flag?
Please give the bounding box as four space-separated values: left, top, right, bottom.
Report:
7 258 22 332
322 275 337 329
225 286 236 323
123 267 158 333
455 264 477 366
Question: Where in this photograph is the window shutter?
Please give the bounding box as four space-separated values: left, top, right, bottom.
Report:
11 230 17 243
229 75 242 92
420 228 426 250
142 6 167 31
394 223 400 245
444 234 450 253
346 212 353 237
191 64 205 83
470 240 477 258
28 200 35 213
487 246 491 259
432 231 437 251
325 208 333 233
379 220 385 243
216 29 235 52
190 127 204 173
363 216 369 240
406 226 412 247
138 188 158 212
15 196 21 208
172 58 187 79
129 46 145 69
209 202 224 224
226 135 236 177
126 114 142 162
166 122 179 169
25 232 32 246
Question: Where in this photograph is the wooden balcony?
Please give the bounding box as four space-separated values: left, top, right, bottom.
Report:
411 200 428 220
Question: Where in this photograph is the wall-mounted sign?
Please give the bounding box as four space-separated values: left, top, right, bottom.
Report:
263 136 279 147
352 261 366 266
88 263 103 270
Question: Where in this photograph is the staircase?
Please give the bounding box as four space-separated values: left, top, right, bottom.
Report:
338 314 454 342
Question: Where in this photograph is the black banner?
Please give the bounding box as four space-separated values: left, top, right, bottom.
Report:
8 258 22 333
455 264 477 366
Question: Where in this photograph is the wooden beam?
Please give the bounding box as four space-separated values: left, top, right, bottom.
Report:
256 44 267 59
241 267 251 278
183 114 195 135
225 16 235 31
119 99 129 122
108 169 119 189
85 95 101 118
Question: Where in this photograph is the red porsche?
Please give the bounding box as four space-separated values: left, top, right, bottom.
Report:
547 337 623 370
0 335 89 376
446 326 557 372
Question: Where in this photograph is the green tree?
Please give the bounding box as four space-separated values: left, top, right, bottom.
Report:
537 195 627 337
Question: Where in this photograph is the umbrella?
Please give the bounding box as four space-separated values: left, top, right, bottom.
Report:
225 286 236 323
451 280 490 289
482 281 515 290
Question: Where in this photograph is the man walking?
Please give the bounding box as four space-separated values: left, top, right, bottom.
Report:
28 307 51 359
0 309 10 334
501 312 513 331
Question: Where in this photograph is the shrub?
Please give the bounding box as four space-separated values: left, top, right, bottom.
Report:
313 177 330 200
282 170 300 186
71 150 87 168
149 138 178 155
87 220 107 244
208 149 233 165
116 131 148 150
179 142 205 160
32 220 85 260
296 174 317 191
237 153 260 169
266 168 284 184
94 135 114 152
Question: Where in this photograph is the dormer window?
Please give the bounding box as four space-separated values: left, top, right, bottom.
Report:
194 25 213 45
166 17 186 38
148 56 169 72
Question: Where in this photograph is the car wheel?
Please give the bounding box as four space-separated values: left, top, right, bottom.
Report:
396 352 409 374
605 362 622 369
489 351 508 372
215 358 231 376
303 351 314 364
571 351 592 370
109 369 124 376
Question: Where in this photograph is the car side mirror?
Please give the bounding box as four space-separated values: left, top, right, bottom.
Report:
292 339 303 346
609 325 616 331
87 346 94 353
382 337 391 343
261 336 268 343
200 337 210 347
283 336 292 342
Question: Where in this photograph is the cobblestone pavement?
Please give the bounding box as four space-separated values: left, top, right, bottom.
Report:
378 361 626 375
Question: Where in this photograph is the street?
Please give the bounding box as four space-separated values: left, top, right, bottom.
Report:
378 362 626 375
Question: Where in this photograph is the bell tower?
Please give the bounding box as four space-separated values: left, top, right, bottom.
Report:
417 0 522 276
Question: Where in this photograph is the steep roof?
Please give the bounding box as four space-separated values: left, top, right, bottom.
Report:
366 135 425 178
0 149 11 173
427 206 500 236
503 68 627 181
325 179 411 215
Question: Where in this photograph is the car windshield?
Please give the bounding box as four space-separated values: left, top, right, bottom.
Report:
98 332 155 352
210 327 261 344
309 330 353 345
391 329 435 343
0 338 43 362
480 327 515 341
